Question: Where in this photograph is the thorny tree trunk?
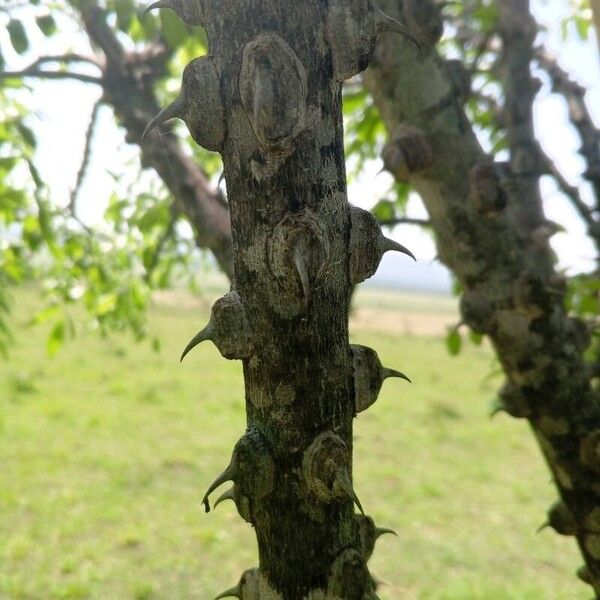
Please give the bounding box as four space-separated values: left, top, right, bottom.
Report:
365 0 600 594
145 0 413 597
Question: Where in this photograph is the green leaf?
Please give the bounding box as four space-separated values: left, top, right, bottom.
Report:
93 293 118 317
372 199 396 222
7 20 29 55
36 15 57 37
115 0 135 32
161 11 189 49
17 123 36 149
137 203 169 233
29 304 61 326
47 319 66 357
445 327 462 356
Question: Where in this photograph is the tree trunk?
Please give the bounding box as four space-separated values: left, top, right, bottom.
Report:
146 0 411 596
365 0 600 594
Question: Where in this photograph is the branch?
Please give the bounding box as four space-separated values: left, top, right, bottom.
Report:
378 217 431 227
0 69 102 85
144 209 178 283
536 48 600 206
542 154 595 222
70 99 102 223
28 53 103 69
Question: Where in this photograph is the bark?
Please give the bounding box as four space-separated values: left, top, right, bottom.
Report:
145 0 413 597
74 3 235 278
364 0 600 594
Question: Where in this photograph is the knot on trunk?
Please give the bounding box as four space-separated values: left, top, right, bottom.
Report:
352 344 410 414
349 206 415 285
143 56 225 151
303 432 364 514
268 209 330 316
355 514 397 562
181 291 254 361
202 429 274 522
327 0 417 81
240 33 307 151
382 126 432 182
469 162 507 215
460 288 495 334
490 380 530 419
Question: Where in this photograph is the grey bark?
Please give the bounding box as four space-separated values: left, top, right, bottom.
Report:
365 0 600 594
144 0 413 597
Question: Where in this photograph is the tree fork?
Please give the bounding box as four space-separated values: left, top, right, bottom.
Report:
145 0 413 597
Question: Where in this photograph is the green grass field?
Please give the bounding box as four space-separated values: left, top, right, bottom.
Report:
0 285 588 599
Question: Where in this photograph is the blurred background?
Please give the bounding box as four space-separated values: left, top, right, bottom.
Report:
1 0 599 598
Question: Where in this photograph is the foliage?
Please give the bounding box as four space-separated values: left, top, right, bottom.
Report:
0 286 588 599
0 1 216 355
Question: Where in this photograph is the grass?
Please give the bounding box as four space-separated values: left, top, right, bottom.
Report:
0 285 589 599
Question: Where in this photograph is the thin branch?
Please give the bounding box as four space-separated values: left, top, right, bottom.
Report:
0 69 102 85
144 210 178 283
378 217 431 227
28 53 103 69
535 47 600 207
70 99 102 226
542 155 595 222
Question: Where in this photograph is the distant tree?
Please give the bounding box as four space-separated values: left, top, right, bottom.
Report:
1 0 600 596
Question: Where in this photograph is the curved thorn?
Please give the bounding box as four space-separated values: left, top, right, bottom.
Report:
142 0 175 18
214 585 241 600
293 245 310 308
381 236 416 261
180 322 214 362
536 521 550 533
334 468 364 515
374 7 421 50
202 465 234 513
382 367 411 383
214 486 236 509
375 527 398 539
142 95 185 143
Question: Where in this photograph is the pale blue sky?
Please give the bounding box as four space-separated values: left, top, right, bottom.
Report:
1 1 599 292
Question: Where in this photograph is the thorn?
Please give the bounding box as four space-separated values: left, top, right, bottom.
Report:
381 236 416 261
381 367 411 383
142 95 185 143
218 171 226 188
334 468 364 515
374 6 421 50
142 0 175 18
214 585 241 600
180 322 214 362
202 465 234 513
375 527 398 539
214 486 235 509
536 521 550 533
292 245 310 308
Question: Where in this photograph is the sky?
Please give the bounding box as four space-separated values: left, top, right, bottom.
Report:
1 0 599 293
